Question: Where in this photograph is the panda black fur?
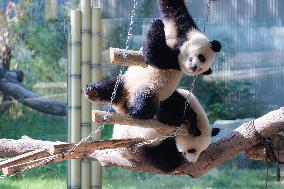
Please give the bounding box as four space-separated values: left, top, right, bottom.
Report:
112 89 220 172
84 0 221 135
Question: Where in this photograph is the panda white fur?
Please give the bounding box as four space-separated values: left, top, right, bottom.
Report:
84 0 221 134
112 89 220 172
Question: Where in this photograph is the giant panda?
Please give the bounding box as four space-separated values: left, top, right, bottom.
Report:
84 0 221 136
112 89 220 172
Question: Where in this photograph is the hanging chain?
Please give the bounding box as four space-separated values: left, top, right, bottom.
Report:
203 0 213 33
0 0 139 178
1 0 215 177
131 0 213 149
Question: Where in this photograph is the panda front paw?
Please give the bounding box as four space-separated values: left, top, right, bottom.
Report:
83 83 98 102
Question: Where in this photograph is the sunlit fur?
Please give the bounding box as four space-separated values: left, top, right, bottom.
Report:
164 19 177 49
175 89 211 163
112 66 182 113
164 20 216 76
178 31 215 76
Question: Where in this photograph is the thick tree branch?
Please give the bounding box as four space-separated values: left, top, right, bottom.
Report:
89 107 284 177
0 108 283 177
0 80 66 116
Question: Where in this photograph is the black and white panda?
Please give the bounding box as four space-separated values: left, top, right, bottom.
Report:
112 89 220 172
84 0 221 135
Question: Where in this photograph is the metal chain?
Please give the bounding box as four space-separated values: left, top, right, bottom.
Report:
0 0 139 178
131 0 213 149
1 0 213 177
203 0 213 33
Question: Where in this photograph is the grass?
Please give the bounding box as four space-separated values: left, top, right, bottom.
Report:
1 165 284 189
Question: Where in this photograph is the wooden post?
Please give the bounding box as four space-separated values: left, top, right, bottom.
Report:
67 34 72 189
81 0 92 189
91 7 103 189
70 9 81 189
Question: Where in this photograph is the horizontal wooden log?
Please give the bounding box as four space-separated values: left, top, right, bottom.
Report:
1 108 284 177
88 107 284 177
92 110 187 136
245 132 284 163
109 48 148 67
49 138 143 155
0 138 142 176
0 149 50 169
0 137 65 158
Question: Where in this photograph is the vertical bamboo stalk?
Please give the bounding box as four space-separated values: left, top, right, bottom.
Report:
91 7 103 189
67 34 72 189
70 9 81 189
81 0 92 189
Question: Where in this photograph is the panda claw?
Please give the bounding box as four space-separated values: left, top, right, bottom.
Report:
83 84 97 102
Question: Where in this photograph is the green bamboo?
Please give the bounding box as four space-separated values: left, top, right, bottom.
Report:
81 0 92 189
70 9 81 189
91 7 103 189
67 33 72 189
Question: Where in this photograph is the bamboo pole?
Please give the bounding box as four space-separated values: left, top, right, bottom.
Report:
91 7 103 189
67 33 72 189
70 9 81 189
81 1 92 189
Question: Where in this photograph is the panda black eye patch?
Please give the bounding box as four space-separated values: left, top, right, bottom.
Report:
187 149 197 153
198 54 206 62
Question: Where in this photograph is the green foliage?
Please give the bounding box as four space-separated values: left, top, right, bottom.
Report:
9 1 67 87
181 76 261 123
137 0 155 18
0 103 67 140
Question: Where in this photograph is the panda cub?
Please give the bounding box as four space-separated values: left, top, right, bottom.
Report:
112 89 220 172
84 0 221 137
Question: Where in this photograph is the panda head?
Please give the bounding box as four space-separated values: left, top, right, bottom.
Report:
178 30 221 76
175 127 220 163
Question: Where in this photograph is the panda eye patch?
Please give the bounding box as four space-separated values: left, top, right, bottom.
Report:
187 149 196 153
198 54 206 62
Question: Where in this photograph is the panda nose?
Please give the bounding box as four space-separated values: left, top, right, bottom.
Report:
192 65 198 72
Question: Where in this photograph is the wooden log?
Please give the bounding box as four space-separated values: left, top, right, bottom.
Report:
88 107 284 177
2 151 84 177
49 139 143 155
0 137 65 158
1 138 142 176
0 149 50 169
92 110 187 135
245 132 284 163
109 48 148 67
1 108 284 178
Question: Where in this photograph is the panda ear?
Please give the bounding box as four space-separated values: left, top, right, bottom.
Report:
210 40 222 52
211 128 220 137
202 68 212 75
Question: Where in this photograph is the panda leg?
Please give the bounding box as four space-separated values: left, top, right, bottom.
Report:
83 77 124 103
128 89 159 119
157 91 201 136
140 138 184 172
142 19 180 69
